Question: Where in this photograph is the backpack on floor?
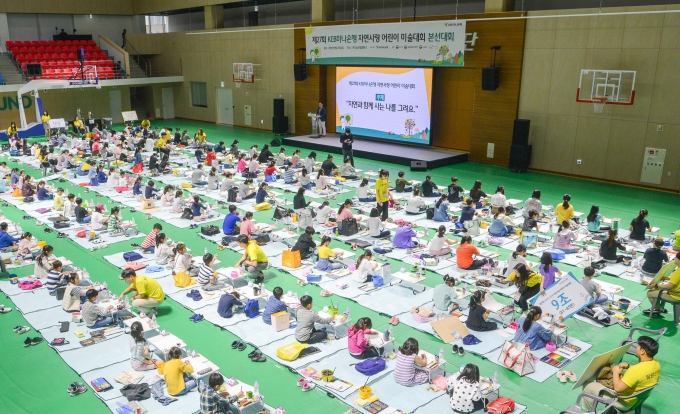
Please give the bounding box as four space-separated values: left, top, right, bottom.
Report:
426 208 435 220
355 357 386 376
123 251 143 262
244 299 260 318
227 187 238 203
180 207 194 219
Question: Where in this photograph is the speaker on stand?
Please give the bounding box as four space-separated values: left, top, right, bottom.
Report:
273 99 284 118
512 119 530 146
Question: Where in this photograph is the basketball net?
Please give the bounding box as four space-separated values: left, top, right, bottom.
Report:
592 97 608 113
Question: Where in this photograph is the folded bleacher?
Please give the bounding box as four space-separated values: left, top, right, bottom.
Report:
5 39 118 80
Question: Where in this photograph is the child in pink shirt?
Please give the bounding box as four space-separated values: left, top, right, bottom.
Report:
239 212 256 238
347 317 382 360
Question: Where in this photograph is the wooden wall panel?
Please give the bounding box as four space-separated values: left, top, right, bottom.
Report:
294 12 526 166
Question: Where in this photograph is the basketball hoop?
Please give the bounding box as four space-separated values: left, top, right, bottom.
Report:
233 63 255 87
592 97 608 113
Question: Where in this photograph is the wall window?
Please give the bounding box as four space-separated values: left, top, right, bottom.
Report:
145 15 169 34
191 82 208 108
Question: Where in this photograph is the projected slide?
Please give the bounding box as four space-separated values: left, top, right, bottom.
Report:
335 67 432 145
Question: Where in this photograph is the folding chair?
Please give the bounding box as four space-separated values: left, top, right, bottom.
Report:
560 392 616 414
648 287 680 326
618 326 667 357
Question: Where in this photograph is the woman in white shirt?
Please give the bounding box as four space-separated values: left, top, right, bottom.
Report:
428 225 457 256
160 186 175 206
352 250 379 283
91 205 108 231
315 200 335 226
368 208 391 238
315 170 329 191
107 169 120 189
523 189 543 218
173 243 198 275
304 151 316 174
154 233 174 265
447 364 486 413
170 190 184 213
63 195 76 218
357 178 375 202
490 185 509 214
405 188 426 214
504 244 530 277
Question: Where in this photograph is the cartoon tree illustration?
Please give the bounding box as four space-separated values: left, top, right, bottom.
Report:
437 45 449 60
405 118 416 135
344 114 351 124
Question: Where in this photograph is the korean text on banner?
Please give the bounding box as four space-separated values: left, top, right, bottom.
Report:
305 20 466 67
529 272 593 321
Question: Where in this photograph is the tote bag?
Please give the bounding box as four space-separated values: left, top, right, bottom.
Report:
282 250 302 269
498 341 535 376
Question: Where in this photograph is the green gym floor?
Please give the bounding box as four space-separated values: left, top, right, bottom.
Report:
1 119 678 414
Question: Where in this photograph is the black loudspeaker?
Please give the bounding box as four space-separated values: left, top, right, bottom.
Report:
512 119 530 147
509 145 532 173
249 11 258 27
270 138 281 147
410 160 427 172
77 47 85 62
482 67 500 91
273 99 284 118
294 64 307 81
26 63 42 76
272 116 288 135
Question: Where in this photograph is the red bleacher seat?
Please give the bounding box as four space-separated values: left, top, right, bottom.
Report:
40 40 49 47
31 40 40 47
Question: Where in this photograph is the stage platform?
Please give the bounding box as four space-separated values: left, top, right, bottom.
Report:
281 135 467 169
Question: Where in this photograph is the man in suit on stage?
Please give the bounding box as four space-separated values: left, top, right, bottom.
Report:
316 102 327 137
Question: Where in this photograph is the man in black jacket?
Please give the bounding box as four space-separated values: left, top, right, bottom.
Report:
292 227 317 259
340 128 355 166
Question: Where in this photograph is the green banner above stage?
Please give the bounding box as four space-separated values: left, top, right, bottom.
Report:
304 20 466 67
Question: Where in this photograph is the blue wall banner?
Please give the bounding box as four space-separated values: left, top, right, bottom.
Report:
305 20 466 67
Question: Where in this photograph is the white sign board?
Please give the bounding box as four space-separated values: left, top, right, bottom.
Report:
640 147 666 185
529 272 592 321
305 20 466 67
122 111 138 122
47 118 66 128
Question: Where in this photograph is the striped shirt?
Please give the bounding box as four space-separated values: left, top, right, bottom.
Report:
393 352 424 386
262 296 287 324
108 214 123 235
81 301 108 327
283 169 296 183
141 230 158 249
69 285 87 298
196 263 214 285
45 270 64 292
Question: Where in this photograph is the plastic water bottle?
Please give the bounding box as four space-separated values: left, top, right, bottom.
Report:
438 347 445 363
388 326 393 339
204 247 208 255
82 268 89 279
253 381 259 398
383 328 390 341
102 282 108 291
161 328 166 336
492 371 498 386
305 290 309 296
151 314 156 326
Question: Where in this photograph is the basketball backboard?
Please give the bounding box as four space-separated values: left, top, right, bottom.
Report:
577 69 636 105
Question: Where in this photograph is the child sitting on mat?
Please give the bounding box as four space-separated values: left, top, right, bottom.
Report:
262 287 287 325
432 275 459 314
465 290 497 332
428 225 457 256
392 223 418 249
348 317 383 360
165 347 196 396
316 235 344 271
197 253 225 291
448 364 487 413
295 295 332 344
82 289 116 329
129 321 160 371
394 338 429 387
513 306 553 350
357 178 376 202
352 250 379 283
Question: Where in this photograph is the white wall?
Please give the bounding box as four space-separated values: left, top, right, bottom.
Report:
7 13 141 41
0 13 11 52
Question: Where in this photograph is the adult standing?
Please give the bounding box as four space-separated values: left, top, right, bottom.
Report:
120 269 165 316
340 128 355 166
316 102 326 137
235 235 268 283
375 169 390 221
